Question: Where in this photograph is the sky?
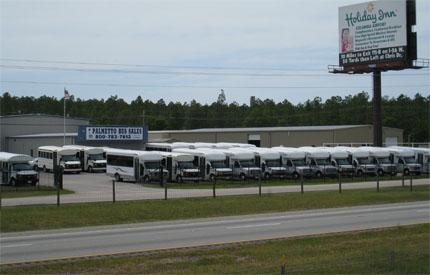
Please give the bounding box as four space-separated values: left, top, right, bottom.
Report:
1 0 429 105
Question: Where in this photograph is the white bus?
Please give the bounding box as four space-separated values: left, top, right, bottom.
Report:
172 148 232 180
106 149 166 182
145 142 195 152
271 147 313 178
160 151 199 182
213 149 262 180
389 146 430 174
0 152 38 186
359 147 397 176
340 147 377 176
321 147 355 175
387 147 421 175
64 145 106 172
299 147 338 177
37 146 81 173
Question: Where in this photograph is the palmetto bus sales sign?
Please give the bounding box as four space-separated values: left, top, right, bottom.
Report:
77 126 148 141
339 1 407 66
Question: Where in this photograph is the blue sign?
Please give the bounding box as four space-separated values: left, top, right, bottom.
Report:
77 126 148 142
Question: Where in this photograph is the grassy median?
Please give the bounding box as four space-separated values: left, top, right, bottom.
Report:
0 185 74 199
1 184 429 233
2 224 429 274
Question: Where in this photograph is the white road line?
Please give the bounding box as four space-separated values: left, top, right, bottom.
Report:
416 209 430 213
1 203 428 241
0 243 32 248
227 223 281 229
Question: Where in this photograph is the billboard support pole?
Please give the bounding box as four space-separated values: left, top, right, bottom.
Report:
373 70 382 147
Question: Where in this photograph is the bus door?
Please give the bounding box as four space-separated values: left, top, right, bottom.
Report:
1 161 9 184
134 158 140 182
199 157 205 178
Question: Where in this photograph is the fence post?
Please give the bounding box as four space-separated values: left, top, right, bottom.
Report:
338 172 342 193
112 179 116 203
164 178 167 200
213 172 216 199
301 173 304 194
0 184 2 211
259 174 262 196
56 178 60 207
281 255 286 275
410 172 413 192
402 172 405 187
391 251 395 269
37 171 40 191
376 170 379 192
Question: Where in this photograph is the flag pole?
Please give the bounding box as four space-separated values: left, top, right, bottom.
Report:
64 87 66 145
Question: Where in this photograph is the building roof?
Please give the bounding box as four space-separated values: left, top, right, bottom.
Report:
6 133 78 139
0 113 92 122
149 125 370 134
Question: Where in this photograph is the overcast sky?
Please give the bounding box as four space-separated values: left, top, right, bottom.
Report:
1 0 429 105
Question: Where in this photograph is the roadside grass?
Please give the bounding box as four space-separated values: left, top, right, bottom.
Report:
1 184 429 233
2 224 428 274
0 185 74 199
144 174 429 189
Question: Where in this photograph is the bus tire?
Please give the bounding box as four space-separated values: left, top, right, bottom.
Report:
143 175 150 182
377 169 384 177
209 174 215 181
264 173 271 180
357 170 363 177
43 166 47 172
88 166 93 173
10 178 16 186
292 172 299 179
239 173 246 181
316 171 322 178
404 169 410 176
176 175 183 183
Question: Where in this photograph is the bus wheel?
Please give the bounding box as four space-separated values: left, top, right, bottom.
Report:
404 169 410 176
357 170 363 177
10 178 16 186
115 173 122 182
292 172 299 179
239 174 246 181
209 174 215 181
316 171 322 178
43 166 47 172
377 169 384 177
264 173 271 180
176 175 183 183
88 166 93 173
143 175 150 182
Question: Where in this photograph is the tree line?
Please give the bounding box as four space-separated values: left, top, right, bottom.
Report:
1 91 428 142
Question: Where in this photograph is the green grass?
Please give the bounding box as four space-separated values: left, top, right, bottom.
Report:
1 184 428 233
2 224 428 274
0 185 74 199
144 174 429 189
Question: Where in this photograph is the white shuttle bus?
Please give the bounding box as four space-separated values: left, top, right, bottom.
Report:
271 147 313 178
160 152 199 182
322 147 355 175
37 146 81 173
64 145 106 172
215 149 262 180
387 147 421 175
173 148 232 180
341 147 377 176
0 152 38 186
389 146 429 174
145 142 196 152
233 147 285 179
299 147 338 177
106 149 166 182
359 147 397 176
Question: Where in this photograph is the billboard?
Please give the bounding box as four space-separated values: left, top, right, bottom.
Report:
77 126 148 142
339 1 407 67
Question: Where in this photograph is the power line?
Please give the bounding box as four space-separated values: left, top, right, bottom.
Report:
2 80 429 89
1 64 429 77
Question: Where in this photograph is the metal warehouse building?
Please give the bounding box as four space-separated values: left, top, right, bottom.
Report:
149 125 403 148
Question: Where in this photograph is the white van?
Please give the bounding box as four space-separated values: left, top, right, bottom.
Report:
106 148 166 182
341 147 377 176
299 147 338 177
389 146 430 174
37 146 81 173
322 147 355 175
0 152 38 186
233 148 285 179
271 147 313 179
173 148 232 180
215 149 261 180
387 147 421 175
359 147 397 176
64 145 106 172
160 151 199 182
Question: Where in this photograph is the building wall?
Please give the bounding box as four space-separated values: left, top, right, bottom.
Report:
1 115 90 152
6 137 76 157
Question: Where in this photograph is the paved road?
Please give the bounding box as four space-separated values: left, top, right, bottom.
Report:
1 201 429 264
2 172 429 206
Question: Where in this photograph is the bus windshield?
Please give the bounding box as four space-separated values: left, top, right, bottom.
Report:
266 160 281 167
292 159 306 166
357 157 371 165
404 157 416 164
61 155 79 162
88 153 105 160
239 160 257 167
12 163 33 171
178 161 196 169
316 159 331 166
377 157 391 164
145 161 161 169
211 161 227 168
337 159 350 165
